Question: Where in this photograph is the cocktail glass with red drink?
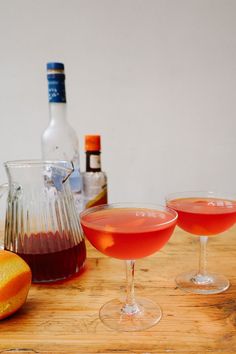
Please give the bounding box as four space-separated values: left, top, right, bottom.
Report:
80 203 177 331
166 191 236 294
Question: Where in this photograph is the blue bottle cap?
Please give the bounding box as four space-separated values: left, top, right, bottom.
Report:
47 62 64 71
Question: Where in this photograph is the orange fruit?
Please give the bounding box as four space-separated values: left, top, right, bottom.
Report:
0 250 32 320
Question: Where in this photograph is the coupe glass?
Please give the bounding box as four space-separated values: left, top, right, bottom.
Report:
80 202 177 331
166 191 236 294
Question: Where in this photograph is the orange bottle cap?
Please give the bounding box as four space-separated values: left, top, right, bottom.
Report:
85 135 101 151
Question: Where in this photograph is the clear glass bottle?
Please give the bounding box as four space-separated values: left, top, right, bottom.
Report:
41 62 83 211
82 135 108 208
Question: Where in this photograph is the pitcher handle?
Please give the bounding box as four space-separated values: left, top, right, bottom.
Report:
0 183 8 249
0 183 8 197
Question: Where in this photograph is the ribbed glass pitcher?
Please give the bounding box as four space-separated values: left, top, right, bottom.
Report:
3 160 86 283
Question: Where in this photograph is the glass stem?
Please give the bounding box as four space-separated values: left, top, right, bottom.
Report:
121 260 140 315
198 236 208 277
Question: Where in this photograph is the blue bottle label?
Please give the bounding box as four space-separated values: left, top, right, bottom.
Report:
47 74 66 103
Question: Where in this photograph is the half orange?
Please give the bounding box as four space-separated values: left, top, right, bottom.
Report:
0 250 32 320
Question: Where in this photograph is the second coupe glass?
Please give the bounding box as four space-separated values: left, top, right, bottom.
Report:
166 191 236 294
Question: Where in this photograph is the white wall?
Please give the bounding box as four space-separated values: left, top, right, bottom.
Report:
0 0 236 204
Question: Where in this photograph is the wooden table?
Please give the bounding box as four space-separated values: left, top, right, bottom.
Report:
0 225 236 354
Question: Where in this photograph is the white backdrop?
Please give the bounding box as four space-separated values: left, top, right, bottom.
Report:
0 0 236 204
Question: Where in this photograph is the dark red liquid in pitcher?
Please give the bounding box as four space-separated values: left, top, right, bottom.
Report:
10 231 86 283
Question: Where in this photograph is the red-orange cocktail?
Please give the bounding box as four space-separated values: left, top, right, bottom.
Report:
167 197 236 236
81 207 177 260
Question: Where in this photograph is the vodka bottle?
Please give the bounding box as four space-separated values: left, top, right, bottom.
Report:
41 62 83 211
82 135 108 208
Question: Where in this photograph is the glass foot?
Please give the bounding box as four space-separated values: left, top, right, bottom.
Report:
176 271 230 294
99 297 162 331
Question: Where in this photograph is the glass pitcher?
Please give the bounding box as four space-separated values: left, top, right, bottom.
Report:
1 160 86 283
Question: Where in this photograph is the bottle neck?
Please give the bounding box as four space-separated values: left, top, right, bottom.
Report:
86 151 101 172
48 103 67 123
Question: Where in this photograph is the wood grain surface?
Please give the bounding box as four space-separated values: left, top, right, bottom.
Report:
0 225 236 354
